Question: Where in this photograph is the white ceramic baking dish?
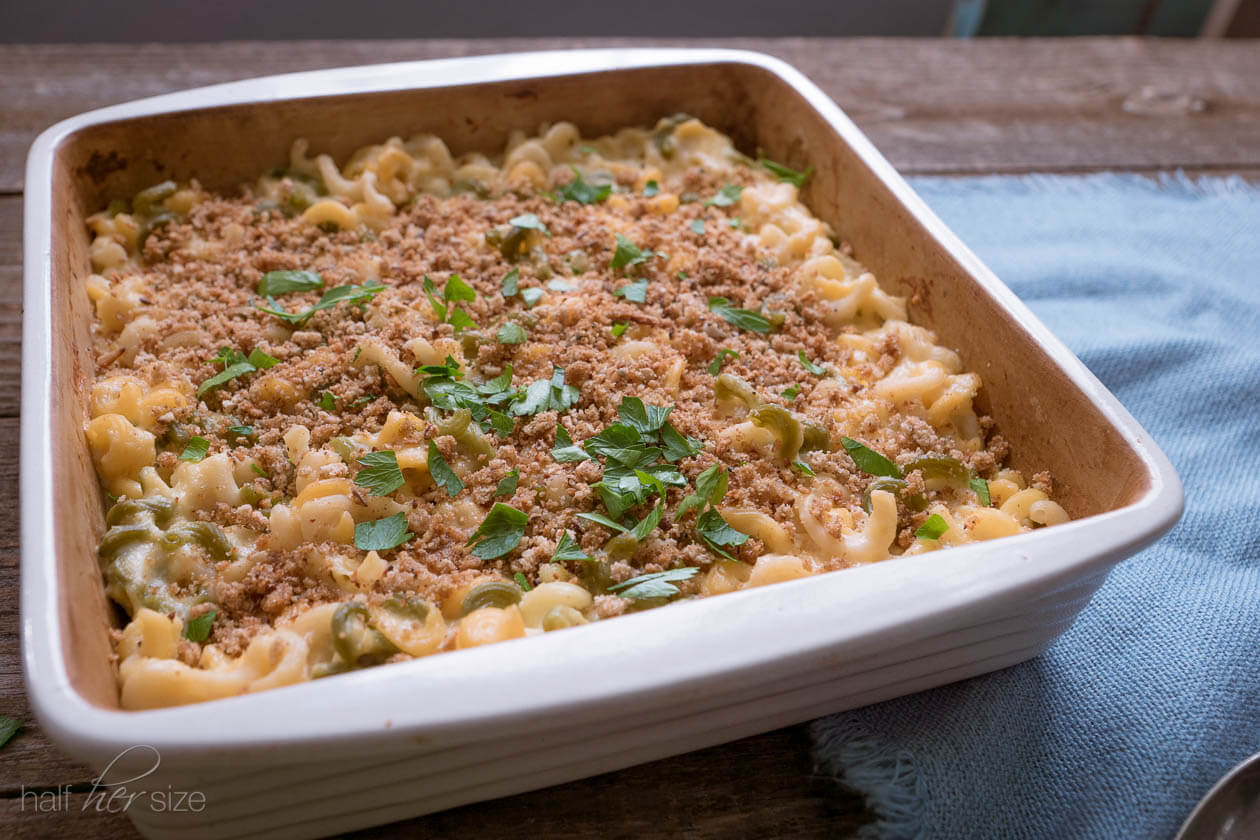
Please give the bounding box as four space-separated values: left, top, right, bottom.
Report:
21 48 1182 839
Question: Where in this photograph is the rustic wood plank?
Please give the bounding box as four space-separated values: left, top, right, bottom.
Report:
0 197 21 418
1 37 1258 193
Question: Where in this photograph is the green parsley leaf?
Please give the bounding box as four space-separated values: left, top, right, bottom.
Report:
514 571 532 591
584 423 647 461
552 425 591 463
759 158 814 188
355 450 405 496
614 278 649 303
496 322 528 344
555 166 612 205
629 500 663 541
197 360 257 397
673 463 729 523
704 184 743 207
697 509 750 559
521 287 544 307
708 348 740 375
501 267 519 298
729 218 742 229
970 477 992 507
689 218 706 235
178 436 210 462
798 350 827 375
426 441 465 498
350 395 377 408
547 278 575 292
782 383 800 402
840 437 903 478
448 306 477 333
551 530 591 563
609 567 698 600
183 608 217 642
317 391 336 411
487 409 515 437
466 503 529 559
495 469 520 498
248 348 280 369
423 275 448 322
443 273 476 303
249 463 268 477
660 421 704 462
258 281 385 324
354 512 413 552
707 297 771 333
576 511 628 533
610 233 658 273
643 179 660 197
226 424 254 444
0 716 22 750
611 322 628 338
792 460 816 477
510 367 579 416
618 397 672 435
258 270 323 297
509 213 550 235
916 514 949 540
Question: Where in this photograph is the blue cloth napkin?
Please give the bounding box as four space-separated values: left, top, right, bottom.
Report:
809 173 1260 840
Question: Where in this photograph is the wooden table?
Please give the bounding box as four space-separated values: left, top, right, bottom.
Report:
1 37 1257 839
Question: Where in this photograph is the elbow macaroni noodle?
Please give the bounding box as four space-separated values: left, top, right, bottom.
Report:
84 116 1070 709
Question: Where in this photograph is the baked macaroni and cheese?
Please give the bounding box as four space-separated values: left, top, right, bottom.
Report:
83 116 1070 709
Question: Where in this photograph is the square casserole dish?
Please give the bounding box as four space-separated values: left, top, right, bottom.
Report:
22 49 1182 839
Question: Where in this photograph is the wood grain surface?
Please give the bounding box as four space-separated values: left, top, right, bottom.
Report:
2 36 1257 840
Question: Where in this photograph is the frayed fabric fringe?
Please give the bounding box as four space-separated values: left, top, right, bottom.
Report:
809 716 928 840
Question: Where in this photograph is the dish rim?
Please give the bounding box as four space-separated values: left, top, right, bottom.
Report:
21 47 1183 764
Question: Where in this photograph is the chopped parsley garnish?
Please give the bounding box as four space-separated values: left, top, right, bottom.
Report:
614 278 649 303
248 348 280 369
610 233 659 273
513 572 532 591
178 436 210 462
496 322 528 344
708 348 740 375
258 269 323 297
673 463 729 521
249 463 268 477
696 509 750 560
354 450 405 496
354 512 412 551
798 350 827 375
707 297 772 333
628 497 663 541
466 503 528 559
426 441 465 497
689 218 706 235
495 469 520 498
423 274 477 332
618 396 672 435
197 347 275 397
970 477 992 506
643 179 660 197
609 567 698 600
611 322 628 338
551 530 591 563
258 280 385 324
511 367 580 416
576 511 629 533
729 218 742 229
521 288 544 307
183 608 217 642
915 514 949 540
554 166 611 205
660 423 704 462
840 437 903 479
350 395 377 408
501 267 519 298
0 716 22 750
317 391 336 411
552 425 591 463
782 384 800 402
547 279 575 292
225 424 254 444
509 213 550 234
792 460 816 477
759 157 814 188
704 184 743 207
